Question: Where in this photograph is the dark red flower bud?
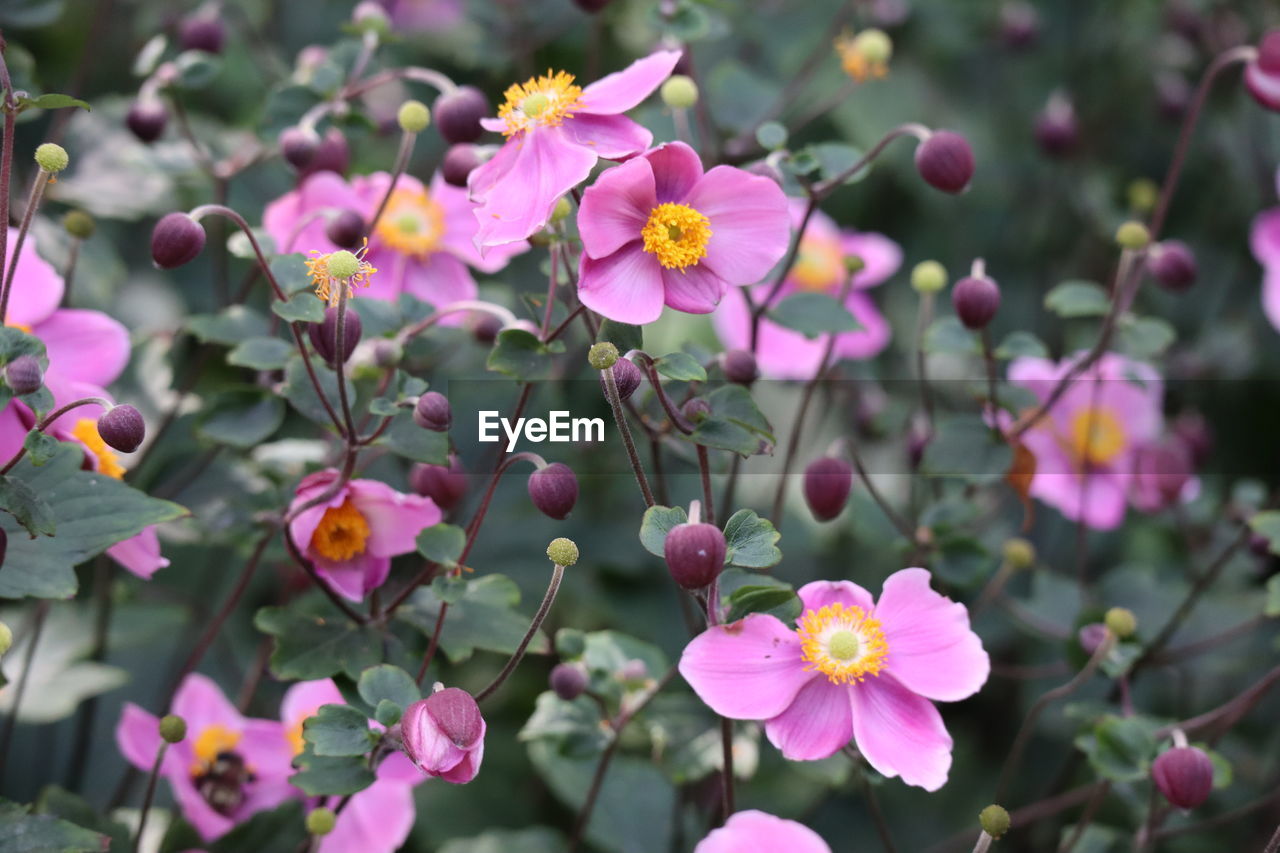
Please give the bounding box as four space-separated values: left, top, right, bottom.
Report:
97 405 145 453
1259 30 1280 74
151 213 206 269
308 306 362 368
1245 32 1280 111
442 144 483 188
999 1 1039 48
952 274 1001 329
1148 240 1197 292
1164 1 1204 42
803 457 853 521
326 209 366 250
1033 95 1079 158
5 355 43 395
1152 746 1214 810
664 522 726 590
434 87 489 145
1172 411 1211 466
681 398 711 424
180 14 226 54
599 357 641 401
573 0 612 12
413 391 452 431
126 100 169 143
1131 439 1194 513
721 349 758 386
300 128 350 178
409 455 468 511
1077 622 1108 656
469 312 502 344
549 663 588 700
421 687 484 748
279 127 319 171
528 462 578 520
915 131 975 194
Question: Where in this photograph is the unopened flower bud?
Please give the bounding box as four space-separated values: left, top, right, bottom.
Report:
915 131 975 194
664 522 726 590
0 620 11 656
434 86 489 144
911 260 948 294
1127 178 1159 214
1077 622 1108 656
550 663 588 700
5 355 43 395
180 13 226 54
410 455 467 511
397 100 431 134
661 75 699 109
308 306 362 368
1034 94 1079 158
306 807 337 836
469 313 502 344
549 196 573 225
62 210 94 239
617 658 648 684
979 804 1010 839
1244 31 1280 111
803 457 853 522
999 2 1039 48
151 212 207 269
442 144 483 187
300 127 350 178
34 143 69 174
1152 746 1214 810
573 0 613 12
126 100 169 143
1172 411 1211 466
1147 240 1196 292
528 462 578 520
325 209 366 250
952 274 1001 329
1115 221 1151 251
351 1 391 34
1002 537 1036 569
1104 606 1136 639
159 714 187 744
401 688 485 783
1155 72 1192 121
546 537 579 566
97 405 145 453
721 350 758 386
372 339 403 368
588 341 619 370
599 357 641 401
279 126 319 171
413 391 452 431
682 397 711 424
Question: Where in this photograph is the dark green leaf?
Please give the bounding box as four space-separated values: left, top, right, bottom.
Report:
416 523 466 567
187 306 270 346
487 328 552 381
283 355 353 428
208 802 305 853
272 291 326 324
994 331 1049 360
722 509 781 569
519 692 610 756
227 336 292 371
688 385 775 457
438 828 567 853
638 505 687 557
723 584 801 624
302 704 375 756
290 744 375 796
17 93 90 112
1045 280 1110 318
654 352 706 382
254 606 383 680
376 410 449 464
755 121 788 151
21 429 59 467
357 664 420 711
1075 715 1159 783
399 574 549 664
768 292 861 339
0 474 55 538
920 415 1013 486
197 394 285 448
0 799 108 852
923 317 979 355
1117 316 1175 359
375 699 402 727
596 320 643 355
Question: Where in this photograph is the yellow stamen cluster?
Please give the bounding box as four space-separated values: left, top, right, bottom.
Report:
309 499 371 562
189 724 242 777
641 203 712 271
497 70 583 136
71 418 125 479
835 30 892 83
305 241 377 306
790 236 846 292
797 602 889 684
375 188 446 256
1065 407 1127 468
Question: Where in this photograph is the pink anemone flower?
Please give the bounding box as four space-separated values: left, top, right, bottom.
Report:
468 50 682 248
400 687 485 784
264 171 526 310
576 142 791 324
1249 178 1280 331
694 810 831 853
1008 352 1163 530
116 674 296 842
713 201 901 378
679 569 989 791
287 469 441 601
280 680 425 853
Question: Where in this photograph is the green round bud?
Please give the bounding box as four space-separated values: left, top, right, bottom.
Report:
528 230 554 248
34 143 69 174
521 93 550 117
62 210 95 239
0 621 11 657
1115 221 1151 251
555 627 587 659
159 714 187 744
397 100 431 134
306 807 337 836
979 804 1010 839
1127 178 1158 214
588 341 619 370
844 253 866 274
550 196 573 224
852 29 893 66
1104 606 1137 639
546 537 579 567
660 75 699 110
911 260 947 294
325 250 360 280
1001 537 1036 570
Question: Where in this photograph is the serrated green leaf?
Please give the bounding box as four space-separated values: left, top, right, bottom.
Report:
487 328 552 381
639 505 687 557
302 703 375 756
654 352 706 382
254 606 383 680
357 664 419 711
722 509 781 569
399 574 548 664
290 744 375 796
21 429 59 467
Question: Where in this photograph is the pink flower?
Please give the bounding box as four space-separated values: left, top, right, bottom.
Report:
376 0 463 31
694 810 831 853
115 674 296 842
400 687 485 784
280 680 425 853
1129 436 1198 514
264 171 525 310
576 142 791 324
713 201 901 378
1008 353 1163 530
469 50 682 248
679 569 989 791
287 470 441 601
1244 32 1280 111
1249 187 1280 331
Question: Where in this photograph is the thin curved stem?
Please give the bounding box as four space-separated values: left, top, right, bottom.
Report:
366 130 416 237
131 742 169 853
0 169 49 324
812 123 930 196
283 526 368 625
604 366 655 507
0 395 114 474
474 561 565 703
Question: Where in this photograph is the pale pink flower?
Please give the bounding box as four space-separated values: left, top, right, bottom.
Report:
694 810 831 853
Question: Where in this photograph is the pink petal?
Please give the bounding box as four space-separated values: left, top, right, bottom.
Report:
32 308 129 389
239 719 297 782
872 568 989 702
840 232 903 290
851 674 953 791
796 580 875 615
376 751 426 786
171 673 242 738
281 679 343 728
678 614 811 720
577 243 665 324
763 676 854 760
263 171 362 255
1255 208 1280 266
3 231 64 327
1264 265 1280 331
438 738 484 783
401 252 478 310
830 292 891 361
319 778 416 853
0 404 29 462
645 142 705 203
432 173 528 273
287 471 350 557
314 554 390 601
684 166 791 286
578 50 683 115
562 113 653 161
347 478 442 557
578 156 657 259
466 134 522 203
1245 63 1280 111
660 263 727 314
694 810 831 853
107 527 170 580
173 776 234 842
115 703 162 771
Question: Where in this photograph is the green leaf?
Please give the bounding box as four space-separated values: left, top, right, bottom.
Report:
375 699 402 727
920 415 1013 486
994 331 1049 360
755 121 788 151
717 568 800 624
0 474 55 538
197 394 285 448
1248 511 1280 556
34 786 130 853
272 291 326 324
487 328 552 381
357 664 420 712
923 316 979 355
21 430 59 467
768 292 861 339
367 397 401 417
688 385 775 457
1075 715 1159 783
187 306 270 346
227 336 292 371
1045 280 1110 318
290 744 376 796
16 92 90 112
519 692 610 756
253 606 383 681
582 630 668 681
302 704 375 756
596 320 642 355
638 505 687 557
399 574 549 664
416 523 466 567
932 535 995 587
1117 316 1176 359
282 355 353 428
654 352 706 382
0 799 108 852
376 410 449 465
175 49 223 88
0 447 186 599
722 509 781 569
1266 575 1280 618
439 828 567 853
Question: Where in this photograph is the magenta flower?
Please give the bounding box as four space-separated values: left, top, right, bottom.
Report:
287 470 441 601
713 201 901 378
468 50 682 248
1244 32 1280 111
679 569 989 791
116 674 295 842
400 687 485 784
1129 436 1198 514
694 810 831 853
1008 352 1163 530
576 142 791 324
264 171 526 309
1249 177 1280 331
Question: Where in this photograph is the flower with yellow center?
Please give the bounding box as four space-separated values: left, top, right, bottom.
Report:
790 237 846 292
309 500 371 562
497 70 583 136
375 188 446 256
835 30 892 83
305 242 378 306
796 602 889 684
641 203 712 271
189 724 242 777
1065 407 1127 468
71 417 125 479
286 718 308 757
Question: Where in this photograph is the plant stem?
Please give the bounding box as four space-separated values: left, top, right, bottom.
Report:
1057 781 1111 853
132 742 169 853
366 130 416 237
0 169 50 324
604 365 655 507
0 601 50 784
0 395 115 474
770 325 841 525
751 193 816 350
474 561 565 703
860 767 898 853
